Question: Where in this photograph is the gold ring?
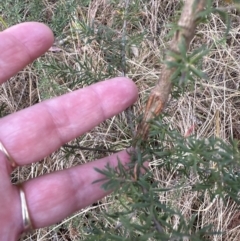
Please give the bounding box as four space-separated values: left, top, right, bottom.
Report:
0 141 17 167
18 184 33 233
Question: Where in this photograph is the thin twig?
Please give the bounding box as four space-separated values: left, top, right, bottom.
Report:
63 144 118 153
121 0 130 77
141 185 164 233
152 214 164 233
121 0 136 137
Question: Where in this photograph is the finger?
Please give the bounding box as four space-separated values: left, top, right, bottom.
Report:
0 77 138 167
0 153 22 240
16 150 131 230
0 22 54 83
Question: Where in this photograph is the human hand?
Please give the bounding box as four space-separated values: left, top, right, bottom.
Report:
0 22 138 240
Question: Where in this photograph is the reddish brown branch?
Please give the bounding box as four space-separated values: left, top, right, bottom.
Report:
136 0 206 140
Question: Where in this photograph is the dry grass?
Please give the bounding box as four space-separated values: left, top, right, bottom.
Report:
1 0 240 240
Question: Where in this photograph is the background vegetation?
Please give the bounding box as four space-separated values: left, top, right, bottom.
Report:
0 0 240 240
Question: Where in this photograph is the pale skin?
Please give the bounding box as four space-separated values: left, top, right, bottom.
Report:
0 22 138 240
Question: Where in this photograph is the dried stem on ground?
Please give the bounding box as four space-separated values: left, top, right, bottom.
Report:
136 0 206 140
